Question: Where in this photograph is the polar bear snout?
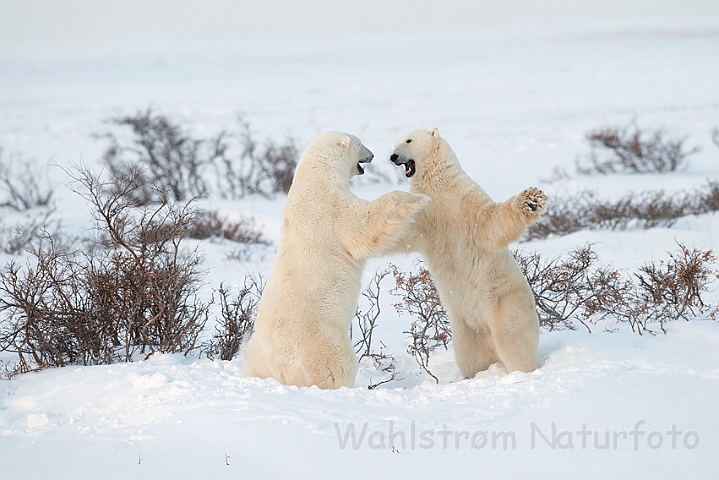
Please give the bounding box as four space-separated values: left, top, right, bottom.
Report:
359 152 374 164
359 144 374 164
390 154 416 178
355 145 374 175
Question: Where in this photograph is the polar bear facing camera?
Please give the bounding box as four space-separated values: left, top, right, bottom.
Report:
244 131 429 389
390 128 547 377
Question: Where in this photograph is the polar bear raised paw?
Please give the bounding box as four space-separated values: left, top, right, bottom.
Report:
374 191 430 231
516 187 548 218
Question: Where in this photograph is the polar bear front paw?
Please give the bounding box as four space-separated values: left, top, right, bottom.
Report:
389 191 430 214
516 187 548 218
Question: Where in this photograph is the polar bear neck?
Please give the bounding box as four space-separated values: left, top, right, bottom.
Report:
412 140 468 194
291 149 354 198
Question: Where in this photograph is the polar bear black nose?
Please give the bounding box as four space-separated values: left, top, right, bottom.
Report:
390 154 399 162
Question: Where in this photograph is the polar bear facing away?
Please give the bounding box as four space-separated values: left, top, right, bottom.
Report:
244 131 429 389
390 128 547 377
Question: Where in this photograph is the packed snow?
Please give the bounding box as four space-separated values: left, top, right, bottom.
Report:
1 5 719 479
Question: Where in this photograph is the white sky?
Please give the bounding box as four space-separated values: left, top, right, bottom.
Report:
1 0 718 46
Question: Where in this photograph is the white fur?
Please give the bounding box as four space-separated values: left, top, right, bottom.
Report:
244 131 429 389
391 128 548 377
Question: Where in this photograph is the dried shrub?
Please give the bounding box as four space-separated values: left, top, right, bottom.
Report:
186 209 224 239
212 119 298 199
98 110 298 202
526 182 719 240
74 165 209 361
188 209 270 245
700 180 719 212
380 244 717 355
205 277 263 361
99 110 220 202
352 267 400 389
354 268 389 361
390 262 451 383
0 212 54 255
364 343 399 390
0 165 211 374
0 234 94 372
222 216 270 245
0 150 55 254
0 149 55 211
513 245 632 331
577 124 699 175
514 243 718 334
187 210 271 263
224 245 267 263
619 245 719 334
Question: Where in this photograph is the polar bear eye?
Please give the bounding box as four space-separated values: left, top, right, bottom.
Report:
406 139 412 143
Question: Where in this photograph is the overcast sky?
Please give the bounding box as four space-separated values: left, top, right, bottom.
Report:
1 0 718 46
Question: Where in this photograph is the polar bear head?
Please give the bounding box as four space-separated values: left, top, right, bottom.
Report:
390 128 442 180
300 131 375 179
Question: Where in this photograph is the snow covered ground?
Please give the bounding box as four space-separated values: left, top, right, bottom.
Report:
1 3 719 478
1 321 718 479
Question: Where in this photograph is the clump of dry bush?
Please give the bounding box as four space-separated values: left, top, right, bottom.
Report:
186 209 272 262
0 149 55 212
0 113 294 377
526 181 719 240
352 268 400 389
98 110 298 202
514 243 718 334
0 233 92 371
533 124 718 240
576 124 699 175
0 165 211 373
514 245 629 331
360 243 718 378
99 111 217 202
625 245 719 333
204 277 263 361
0 160 268 376
188 209 270 245
390 262 451 383
78 166 211 360
0 149 56 255
213 120 298 200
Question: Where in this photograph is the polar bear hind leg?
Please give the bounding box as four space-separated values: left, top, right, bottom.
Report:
451 318 499 378
488 293 539 373
243 337 271 378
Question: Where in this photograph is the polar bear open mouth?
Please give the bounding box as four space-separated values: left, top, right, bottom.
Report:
401 160 416 178
390 154 416 178
356 156 373 175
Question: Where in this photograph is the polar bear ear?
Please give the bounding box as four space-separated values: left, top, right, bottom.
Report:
430 128 440 138
337 135 351 149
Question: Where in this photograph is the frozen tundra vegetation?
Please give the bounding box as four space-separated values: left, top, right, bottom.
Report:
1 20 719 479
